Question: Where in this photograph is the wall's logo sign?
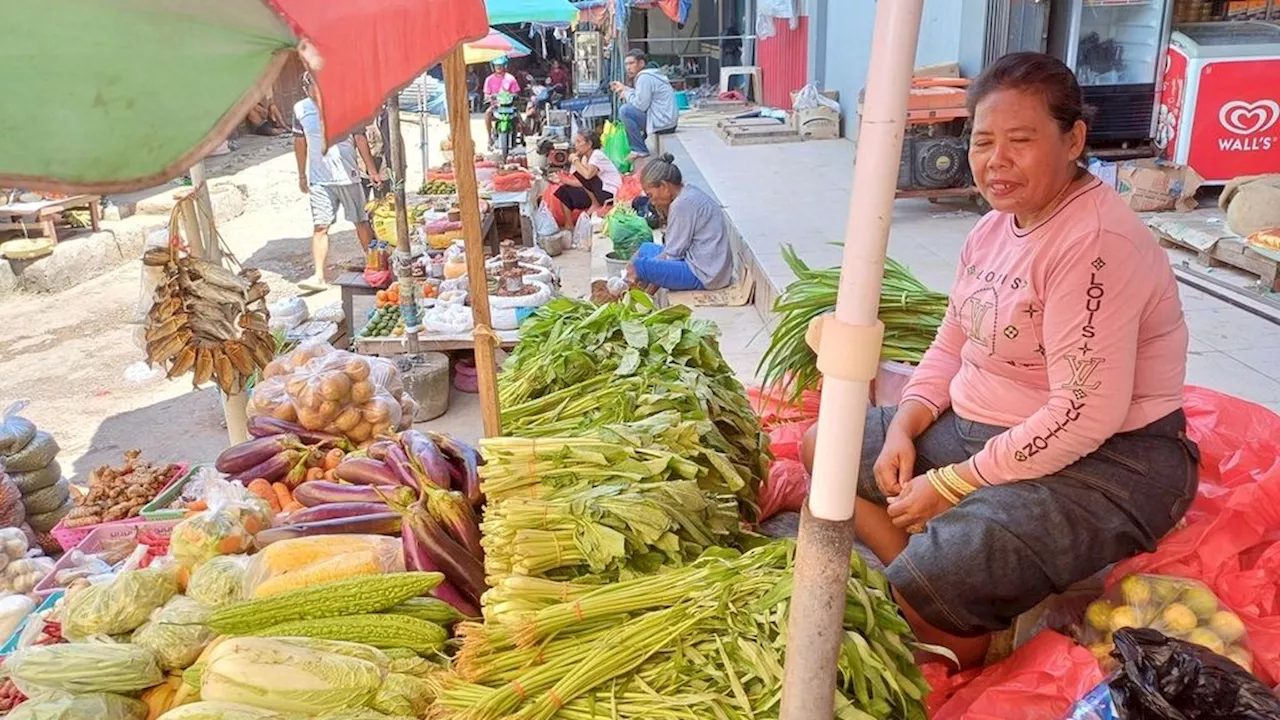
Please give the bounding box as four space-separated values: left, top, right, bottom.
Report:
1217 100 1279 152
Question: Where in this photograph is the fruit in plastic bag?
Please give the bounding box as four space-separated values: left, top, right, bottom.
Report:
1105 627 1280 719
132 595 218 670
0 475 25 527
187 554 252 608
63 566 179 639
1079 574 1253 673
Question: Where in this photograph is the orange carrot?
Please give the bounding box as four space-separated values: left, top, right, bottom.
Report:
271 482 293 510
323 448 344 470
187 499 208 512
305 467 325 482
282 501 305 514
323 469 337 482
248 478 281 513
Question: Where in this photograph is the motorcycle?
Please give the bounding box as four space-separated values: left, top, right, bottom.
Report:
523 81 566 137
490 90 522 160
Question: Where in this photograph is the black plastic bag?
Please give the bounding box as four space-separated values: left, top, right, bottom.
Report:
1109 628 1280 720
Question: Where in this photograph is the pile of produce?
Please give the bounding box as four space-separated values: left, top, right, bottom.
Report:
247 342 418 446
360 305 404 338
432 541 929 720
420 179 458 196
62 450 182 530
141 240 274 395
0 404 72 548
0 527 53 608
1080 573 1253 673
498 293 769 505
758 245 948 402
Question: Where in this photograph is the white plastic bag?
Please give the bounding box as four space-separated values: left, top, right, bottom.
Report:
756 0 797 38
267 297 309 332
422 304 474 335
793 83 839 112
533 201 560 238
572 212 593 249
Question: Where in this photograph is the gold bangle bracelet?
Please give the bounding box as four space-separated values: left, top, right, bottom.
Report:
939 464 975 499
927 469 962 505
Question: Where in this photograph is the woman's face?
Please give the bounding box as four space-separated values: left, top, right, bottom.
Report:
645 182 677 208
574 134 591 156
969 88 1086 218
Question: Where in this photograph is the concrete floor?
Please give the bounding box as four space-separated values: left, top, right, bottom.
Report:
671 128 1280 414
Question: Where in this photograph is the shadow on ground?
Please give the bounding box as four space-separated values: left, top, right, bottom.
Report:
71 388 230 481
241 229 366 285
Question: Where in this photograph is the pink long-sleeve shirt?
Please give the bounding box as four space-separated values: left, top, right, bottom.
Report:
900 178 1188 484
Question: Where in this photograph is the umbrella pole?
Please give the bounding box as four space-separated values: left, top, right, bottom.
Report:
443 45 502 438
419 73 431 177
387 99 423 355
779 1 923 718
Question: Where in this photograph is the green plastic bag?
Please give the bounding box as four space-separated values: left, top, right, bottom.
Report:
606 210 653 260
602 120 633 174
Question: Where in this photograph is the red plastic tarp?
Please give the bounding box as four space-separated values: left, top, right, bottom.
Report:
271 0 489 143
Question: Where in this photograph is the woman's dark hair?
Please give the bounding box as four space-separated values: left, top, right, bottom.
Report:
968 52 1094 159
578 129 602 150
640 153 683 188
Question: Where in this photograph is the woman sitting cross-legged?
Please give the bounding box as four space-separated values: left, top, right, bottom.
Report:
553 130 621 220
627 154 733 292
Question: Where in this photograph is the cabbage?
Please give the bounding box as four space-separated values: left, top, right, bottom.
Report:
157 702 289 720
197 637 384 714
187 555 251 608
132 595 217 669
370 673 432 716
7 690 146 720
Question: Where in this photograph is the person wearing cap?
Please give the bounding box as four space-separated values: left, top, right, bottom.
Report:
292 71 383 292
483 56 522 148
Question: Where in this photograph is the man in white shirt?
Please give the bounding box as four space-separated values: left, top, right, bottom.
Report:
293 72 382 292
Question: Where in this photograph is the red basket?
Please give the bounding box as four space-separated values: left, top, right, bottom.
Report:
33 519 178 598
50 463 188 553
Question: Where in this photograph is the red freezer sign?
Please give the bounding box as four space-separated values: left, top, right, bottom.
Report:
1189 58 1280 181
1156 47 1187 161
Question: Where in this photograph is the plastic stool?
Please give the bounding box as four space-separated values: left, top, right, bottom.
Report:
719 66 763 103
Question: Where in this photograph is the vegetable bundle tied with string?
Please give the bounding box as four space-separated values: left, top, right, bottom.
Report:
428 541 931 720
758 245 949 402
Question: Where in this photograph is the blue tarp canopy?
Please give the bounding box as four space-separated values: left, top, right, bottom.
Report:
485 0 578 24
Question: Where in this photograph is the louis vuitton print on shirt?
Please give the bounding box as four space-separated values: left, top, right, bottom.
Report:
899 179 1189 484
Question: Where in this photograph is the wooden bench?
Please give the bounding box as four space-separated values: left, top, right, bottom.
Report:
0 194 101 243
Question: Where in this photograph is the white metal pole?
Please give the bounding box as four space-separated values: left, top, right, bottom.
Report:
779 1 924 717
419 73 430 175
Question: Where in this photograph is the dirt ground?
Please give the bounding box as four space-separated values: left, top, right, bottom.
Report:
0 118 768 481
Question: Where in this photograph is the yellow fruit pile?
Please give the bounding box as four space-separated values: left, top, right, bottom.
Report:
1083 574 1252 673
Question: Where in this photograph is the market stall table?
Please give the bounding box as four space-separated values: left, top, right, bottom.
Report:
334 271 392 340
0 194 100 243
353 328 520 356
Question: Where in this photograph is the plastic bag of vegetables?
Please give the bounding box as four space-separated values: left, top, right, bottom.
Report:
6 642 163 695
170 488 272 570
195 637 387 714
63 566 178 639
187 554 252 607
6 690 147 720
157 702 292 720
132 595 217 670
241 535 403 598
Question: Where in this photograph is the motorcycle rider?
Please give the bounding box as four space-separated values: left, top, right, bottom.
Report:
484 56 521 148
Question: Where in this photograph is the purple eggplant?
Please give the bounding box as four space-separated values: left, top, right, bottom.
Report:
228 450 295 484
429 432 483 506
423 485 483 561
248 416 354 450
333 458 399 486
401 431 451 489
216 435 298 474
254 512 402 547
367 440 396 462
389 492 486 605
287 502 389 524
402 523 479 617
292 481 399 507
384 443 422 491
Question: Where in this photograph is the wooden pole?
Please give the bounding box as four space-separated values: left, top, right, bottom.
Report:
386 99 423 355
443 46 502 438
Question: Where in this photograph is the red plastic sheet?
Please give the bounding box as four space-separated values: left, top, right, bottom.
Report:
749 385 821 522
923 632 1104 720
1108 386 1280 685
271 0 489 141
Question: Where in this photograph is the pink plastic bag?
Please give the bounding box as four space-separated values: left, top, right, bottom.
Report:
923 631 1104 720
1108 386 1280 685
758 459 809 522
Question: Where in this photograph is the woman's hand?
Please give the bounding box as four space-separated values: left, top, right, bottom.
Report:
873 428 916 497
886 475 953 532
